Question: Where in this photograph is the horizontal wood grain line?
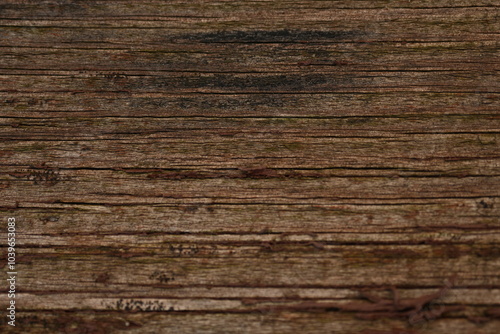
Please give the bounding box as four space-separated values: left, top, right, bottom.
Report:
1 73 496 93
1 8 498 19
1 116 498 139
2 199 497 236
2 136 498 172
1 45 496 54
2 296 496 313
1 10 497 23
2 114 498 119
3 168 500 179
3 313 500 334
2 69 497 75
3 287 500 303
15 234 500 246
3 132 499 139
2 5 499 16
1 30 498 47
2 311 499 334
0 42 497 49
1 39 497 50
4 90 497 94
4 253 500 289
11 242 500 260
0 0 497 8
3 170 499 198
2 92 498 118
0 9 497 26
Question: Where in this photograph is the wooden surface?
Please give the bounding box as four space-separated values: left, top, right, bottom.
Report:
1 1 500 333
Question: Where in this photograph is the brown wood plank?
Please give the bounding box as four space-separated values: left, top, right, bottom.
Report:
1 0 499 333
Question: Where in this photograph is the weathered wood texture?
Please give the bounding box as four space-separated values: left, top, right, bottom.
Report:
1 0 499 333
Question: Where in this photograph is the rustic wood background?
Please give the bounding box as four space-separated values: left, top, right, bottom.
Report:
1 0 500 333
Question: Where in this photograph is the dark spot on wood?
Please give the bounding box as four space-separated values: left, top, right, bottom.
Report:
22 167 67 186
41 216 60 223
478 199 493 209
259 228 273 234
149 270 176 284
181 205 199 213
94 272 111 284
109 299 168 312
182 29 363 43
485 307 500 318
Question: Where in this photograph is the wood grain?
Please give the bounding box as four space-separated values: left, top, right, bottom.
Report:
0 0 499 333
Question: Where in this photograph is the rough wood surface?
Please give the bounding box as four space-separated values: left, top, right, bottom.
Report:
1 0 499 333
